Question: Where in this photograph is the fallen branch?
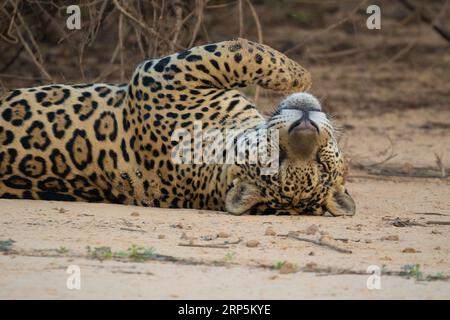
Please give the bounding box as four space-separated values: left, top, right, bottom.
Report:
350 164 450 179
383 217 427 227
414 212 449 217
178 242 229 249
277 233 352 254
223 238 242 245
120 227 146 233
426 221 450 226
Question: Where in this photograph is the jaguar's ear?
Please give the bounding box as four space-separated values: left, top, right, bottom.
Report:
326 185 356 216
225 180 262 215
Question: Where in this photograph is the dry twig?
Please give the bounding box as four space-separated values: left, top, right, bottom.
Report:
278 233 352 254
426 221 450 226
284 0 368 54
399 0 450 43
178 243 230 249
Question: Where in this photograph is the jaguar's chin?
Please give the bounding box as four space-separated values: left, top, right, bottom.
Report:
288 127 320 159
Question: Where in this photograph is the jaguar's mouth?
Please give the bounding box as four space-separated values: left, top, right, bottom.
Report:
286 117 321 159
288 118 320 134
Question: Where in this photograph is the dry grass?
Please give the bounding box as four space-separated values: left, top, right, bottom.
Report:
0 0 269 88
0 0 448 101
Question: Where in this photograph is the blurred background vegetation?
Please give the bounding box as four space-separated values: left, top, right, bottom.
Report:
0 0 449 112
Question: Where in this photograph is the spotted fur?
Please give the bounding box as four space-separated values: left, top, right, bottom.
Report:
0 38 354 215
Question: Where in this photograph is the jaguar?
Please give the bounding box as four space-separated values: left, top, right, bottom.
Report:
0 38 355 216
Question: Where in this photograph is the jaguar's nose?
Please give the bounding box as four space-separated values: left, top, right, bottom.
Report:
288 116 319 134
296 118 317 131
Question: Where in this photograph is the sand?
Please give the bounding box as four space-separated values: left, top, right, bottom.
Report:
1 107 449 299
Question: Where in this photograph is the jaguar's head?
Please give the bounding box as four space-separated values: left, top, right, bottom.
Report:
225 93 355 216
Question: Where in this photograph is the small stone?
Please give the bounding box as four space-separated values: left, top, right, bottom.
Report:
319 235 333 244
305 262 317 271
246 240 260 248
305 224 319 235
158 234 165 239
402 162 414 171
431 230 441 234
308 251 315 256
201 234 216 241
170 223 183 229
279 262 297 274
131 212 140 217
180 232 195 240
381 235 399 241
402 247 417 253
264 227 276 236
217 232 230 238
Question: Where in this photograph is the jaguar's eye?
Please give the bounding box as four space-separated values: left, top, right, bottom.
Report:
136 170 143 178
121 172 129 180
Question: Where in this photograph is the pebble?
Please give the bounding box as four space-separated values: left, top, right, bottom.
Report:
131 212 140 217
180 232 195 240
319 235 333 244
158 234 165 239
305 224 319 235
402 247 417 253
246 240 260 248
381 235 399 241
264 227 276 236
305 262 317 271
279 262 297 274
217 232 230 238
201 235 215 241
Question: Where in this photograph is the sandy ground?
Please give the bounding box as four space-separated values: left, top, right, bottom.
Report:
1 107 449 300
1 1 449 300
